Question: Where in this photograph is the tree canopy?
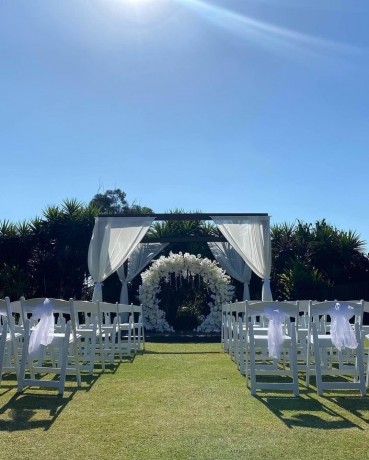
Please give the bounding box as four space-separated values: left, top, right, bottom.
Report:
89 188 153 214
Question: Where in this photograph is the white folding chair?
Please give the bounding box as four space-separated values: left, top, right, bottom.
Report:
0 314 8 383
115 303 135 360
0 298 23 382
359 301 369 385
73 300 100 374
245 300 300 397
97 302 118 370
296 300 311 368
131 304 145 353
221 302 231 353
227 301 246 370
18 297 81 395
227 301 245 359
306 300 365 396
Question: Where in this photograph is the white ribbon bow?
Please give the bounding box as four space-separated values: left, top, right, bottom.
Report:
264 308 288 359
330 303 358 351
28 298 55 358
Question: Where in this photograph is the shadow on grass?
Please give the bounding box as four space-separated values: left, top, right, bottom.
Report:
0 391 74 431
255 389 364 430
331 396 369 425
0 354 141 432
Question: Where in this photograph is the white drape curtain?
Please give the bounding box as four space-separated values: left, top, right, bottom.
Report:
88 216 155 302
211 216 272 301
208 242 252 300
117 242 168 304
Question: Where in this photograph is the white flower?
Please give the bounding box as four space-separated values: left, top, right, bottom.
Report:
139 252 234 332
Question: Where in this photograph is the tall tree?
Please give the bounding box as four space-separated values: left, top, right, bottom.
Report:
89 188 153 214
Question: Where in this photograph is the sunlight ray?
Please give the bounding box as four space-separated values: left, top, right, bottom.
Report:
176 0 364 63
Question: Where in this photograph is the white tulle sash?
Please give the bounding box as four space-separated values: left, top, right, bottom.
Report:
28 298 55 358
329 303 358 351
264 308 289 359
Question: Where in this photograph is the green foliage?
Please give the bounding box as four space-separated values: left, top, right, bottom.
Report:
278 259 331 300
0 199 98 299
89 188 153 214
148 208 219 259
272 219 369 300
89 188 128 214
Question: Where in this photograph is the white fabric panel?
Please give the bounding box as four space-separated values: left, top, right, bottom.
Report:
117 242 168 304
211 216 272 301
88 216 154 302
28 299 54 358
330 303 358 351
208 242 252 300
264 307 287 359
117 263 129 306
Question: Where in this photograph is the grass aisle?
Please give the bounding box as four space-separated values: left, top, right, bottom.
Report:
1 341 369 459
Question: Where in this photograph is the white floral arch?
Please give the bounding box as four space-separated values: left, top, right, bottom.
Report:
138 252 235 333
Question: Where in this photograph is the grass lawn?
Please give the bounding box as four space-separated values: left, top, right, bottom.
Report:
1 341 369 459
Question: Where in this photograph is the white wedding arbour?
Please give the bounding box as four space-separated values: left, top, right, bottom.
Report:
138 252 235 333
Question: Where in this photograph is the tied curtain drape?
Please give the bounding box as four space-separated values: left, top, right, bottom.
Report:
117 242 168 304
208 242 252 300
211 215 272 301
88 216 155 302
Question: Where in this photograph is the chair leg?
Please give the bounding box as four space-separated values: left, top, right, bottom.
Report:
57 324 71 395
291 328 299 397
355 323 366 397
0 321 7 384
249 330 256 396
312 326 323 396
17 321 30 393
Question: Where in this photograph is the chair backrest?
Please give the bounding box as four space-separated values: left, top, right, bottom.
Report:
73 300 99 327
3 298 23 336
309 300 364 320
0 299 7 321
297 300 311 328
308 300 364 337
116 303 133 325
20 297 77 337
116 303 132 314
97 301 118 326
0 300 10 340
130 304 144 327
245 300 300 332
9 299 22 322
229 301 246 318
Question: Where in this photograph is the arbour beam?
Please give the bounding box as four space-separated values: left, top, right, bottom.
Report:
99 212 268 221
142 236 227 243
97 212 269 243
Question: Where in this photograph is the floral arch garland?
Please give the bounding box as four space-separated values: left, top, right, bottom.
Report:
138 252 235 333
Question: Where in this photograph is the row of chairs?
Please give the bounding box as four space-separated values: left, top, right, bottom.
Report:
222 299 367 397
0 297 145 395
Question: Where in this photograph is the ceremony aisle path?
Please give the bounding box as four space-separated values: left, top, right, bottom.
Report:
1 341 369 459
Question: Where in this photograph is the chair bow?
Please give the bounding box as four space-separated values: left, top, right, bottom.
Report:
264 307 288 359
28 298 55 358
330 303 358 351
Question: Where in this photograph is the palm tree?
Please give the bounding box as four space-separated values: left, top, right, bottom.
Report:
271 219 369 300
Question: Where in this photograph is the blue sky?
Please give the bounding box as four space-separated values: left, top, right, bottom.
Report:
1 0 369 250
